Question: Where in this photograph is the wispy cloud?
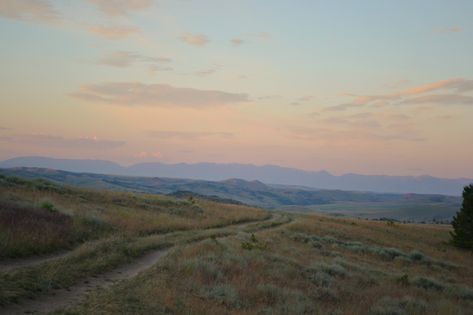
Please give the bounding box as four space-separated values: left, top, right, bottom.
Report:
148 64 173 74
71 82 249 108
86 25 140 39
0 0 61 24
287 126 424 143
0 1 144 40
0 134 125 149
290 95 314 106
134 151 162 159
147 130 233 139
326 78 473 111
86 0 153 17
404 94 473 105
231 38 244 47
255 32 271 41
193 69 216 77
179 33 209 47
434 26 462 34
98 51 172 68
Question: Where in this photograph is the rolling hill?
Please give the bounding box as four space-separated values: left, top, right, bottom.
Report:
0 167 461 222
0 156 471 195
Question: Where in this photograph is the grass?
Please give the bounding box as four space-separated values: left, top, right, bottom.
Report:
0 174 267 259
63 214 473 315
1 175 473 314
0 175 268 306
0 201 75 258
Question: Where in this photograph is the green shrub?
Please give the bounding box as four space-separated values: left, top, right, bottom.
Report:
241 241 256 250
257 284 316 314
305 262 348 288
200 284 242 308
411 276 445 291
40 200 57 212
407 250 423 261
449 285 473 300
369 296 427 315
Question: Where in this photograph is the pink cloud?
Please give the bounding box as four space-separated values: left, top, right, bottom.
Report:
179 33 210 47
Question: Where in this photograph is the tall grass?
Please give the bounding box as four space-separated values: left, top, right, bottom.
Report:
0 201 74 258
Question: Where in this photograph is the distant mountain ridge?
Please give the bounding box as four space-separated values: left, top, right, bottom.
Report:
0 156 471 195
0 167 462 222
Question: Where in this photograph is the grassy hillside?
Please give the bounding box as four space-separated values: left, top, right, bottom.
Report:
0 176 472 314
65 214 473 314
0 167 461 222
0 174 267 259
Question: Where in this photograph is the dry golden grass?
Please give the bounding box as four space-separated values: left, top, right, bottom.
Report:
68 213 473 315
0 176 267 258
0 176 268 307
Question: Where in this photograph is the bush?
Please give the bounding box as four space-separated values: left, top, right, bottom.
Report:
369 296 427 315
411 276 445 291
257 284 316 314
407 250 427 262
40 200 57 212
449 285 473 300
305 262 348 288
451 184 473 249
200 284 242 308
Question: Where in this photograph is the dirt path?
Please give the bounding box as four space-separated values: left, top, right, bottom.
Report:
0 215 272 273
1 250 169 315
0 214 290 315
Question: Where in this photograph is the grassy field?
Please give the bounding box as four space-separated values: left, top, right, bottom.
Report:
0 174 268 259
282 200 459 223
1 175 472 314
64 216 473 315
0 168 461 222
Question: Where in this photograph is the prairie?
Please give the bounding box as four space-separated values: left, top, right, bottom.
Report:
0 175 472 314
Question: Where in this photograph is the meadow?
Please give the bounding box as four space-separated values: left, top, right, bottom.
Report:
0 175 472 314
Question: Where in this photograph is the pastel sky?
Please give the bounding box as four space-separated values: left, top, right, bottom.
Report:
1 0 472 178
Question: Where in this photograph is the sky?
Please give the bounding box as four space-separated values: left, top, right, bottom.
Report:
0 0 472 179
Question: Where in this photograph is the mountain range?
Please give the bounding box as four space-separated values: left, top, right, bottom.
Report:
0 156 471 196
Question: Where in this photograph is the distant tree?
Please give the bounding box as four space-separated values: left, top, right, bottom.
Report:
451 184 473 249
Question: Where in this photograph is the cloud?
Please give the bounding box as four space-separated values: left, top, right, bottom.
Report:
87 25 140 39
134 151 162 159
403 94 473 105
327 78 473 110
322 117 381 129
71 82 249 107
179 33 209 47
98 51 172 68
148 64 173 74
231 38 244 47
147 130 233 139
194 69 216 76
434 26 462 34
323 103 360 111
0 1 144 41
287 126 424 143
87 0 153 17
0 0 60 24
290 95 314 106
0 134 125 149
256 32 271 41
